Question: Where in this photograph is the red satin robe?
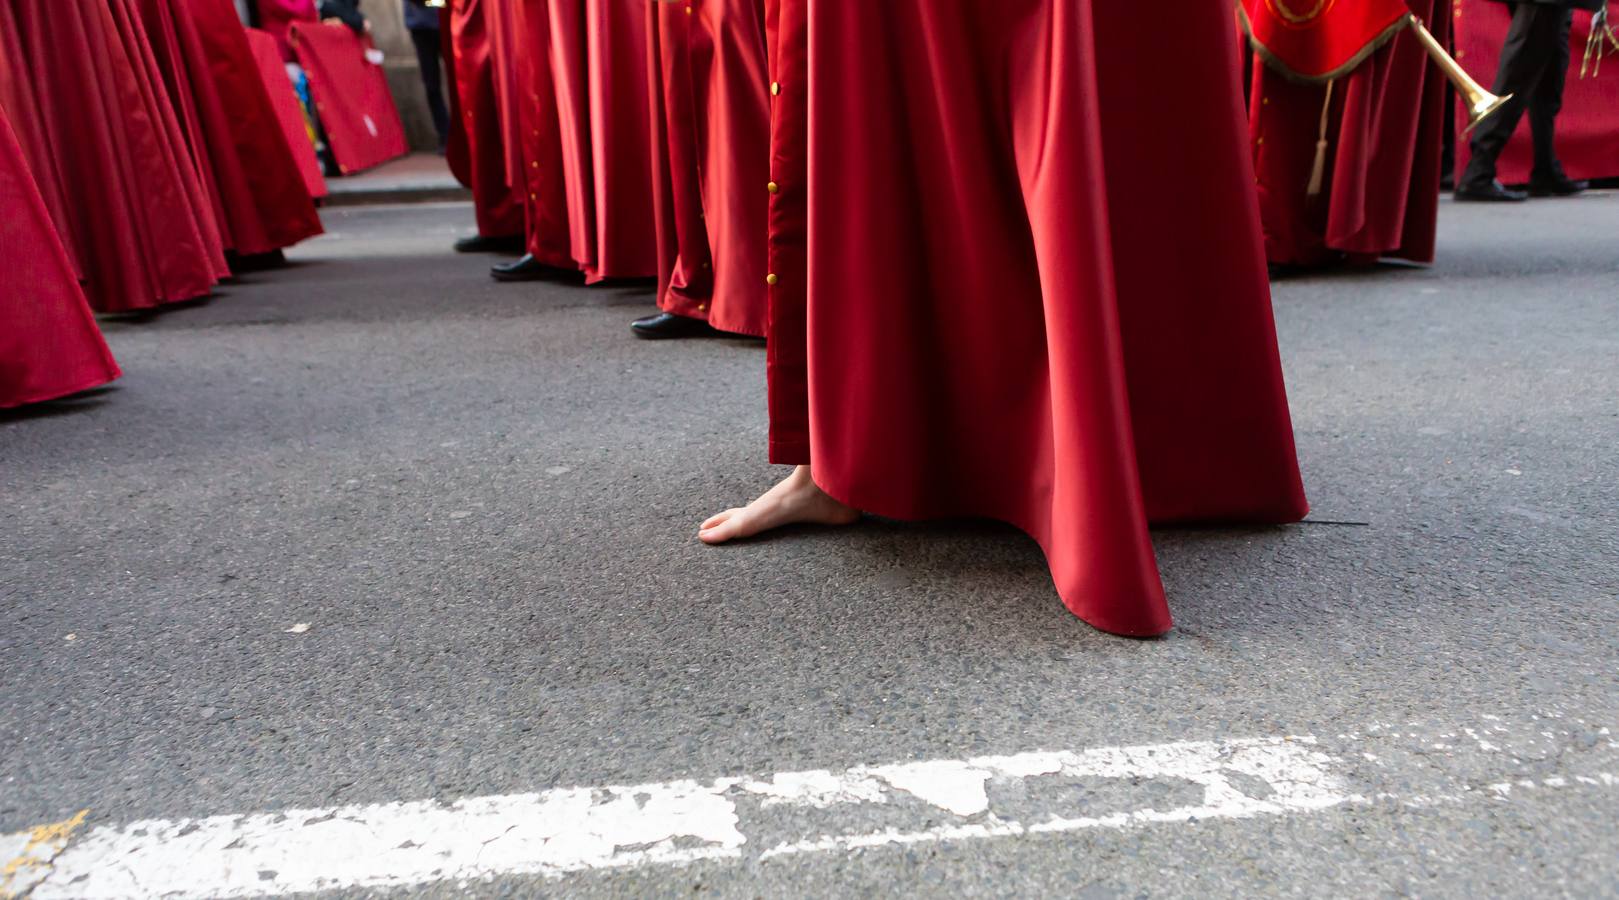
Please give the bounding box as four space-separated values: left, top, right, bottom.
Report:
545 0 659 282
498 0 575 268
1246 1 1451 267
448 0 523 239
0 107 121 409
766 0 1310 636
2 0 223 312
188 0 326 247
647 0 770 337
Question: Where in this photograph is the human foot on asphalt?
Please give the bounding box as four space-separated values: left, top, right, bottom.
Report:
699 465 860 544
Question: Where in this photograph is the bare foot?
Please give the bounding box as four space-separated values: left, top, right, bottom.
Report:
699 466 861 544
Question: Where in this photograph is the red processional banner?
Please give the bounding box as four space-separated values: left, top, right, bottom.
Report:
1240 0 1415 82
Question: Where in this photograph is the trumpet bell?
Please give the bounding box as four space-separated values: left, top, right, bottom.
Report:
1462 90 1513 136
1406 17 1513 136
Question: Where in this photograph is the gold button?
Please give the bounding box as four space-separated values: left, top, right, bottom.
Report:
770 81 780 96
766 273 778 285
530 160 538 168
684 5 691 13
767 181 779 194
1256 137 1264 146
697 303 708 311
1261 97 1269 105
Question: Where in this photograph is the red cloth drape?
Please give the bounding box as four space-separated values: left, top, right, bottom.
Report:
502 0 575 267
647 0 770 336
1240 0 1414 81
544 0 659 282
449 0 524 239
136 0 231 265
243 25 329 201
186 0 325 243
290 21 410 175
0 106 121 409
1248 0 1450 266
443 7 472 188
766 0 1309 636
1454 1 1619 183
3 0 223 312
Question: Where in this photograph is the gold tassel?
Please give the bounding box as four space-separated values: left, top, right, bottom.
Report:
1306 79 1334 197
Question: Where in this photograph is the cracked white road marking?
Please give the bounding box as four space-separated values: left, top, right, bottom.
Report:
12 717 1616 900
16 737 1346 899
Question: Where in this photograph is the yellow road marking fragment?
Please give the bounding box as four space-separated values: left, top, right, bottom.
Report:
1 811 88 899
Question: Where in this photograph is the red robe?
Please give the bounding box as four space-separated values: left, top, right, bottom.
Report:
187 0 326 245
766 0 1309 636
647 0 770 337
449 0 524 239
501 0 575 268
0 107 121 409
1246 2 1451 267
2 0 223 312
545 0 659 282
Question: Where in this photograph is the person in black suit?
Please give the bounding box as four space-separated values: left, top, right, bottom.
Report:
1456 0 1602 201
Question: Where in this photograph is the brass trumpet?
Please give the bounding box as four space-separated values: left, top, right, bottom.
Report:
1405 17 1512 135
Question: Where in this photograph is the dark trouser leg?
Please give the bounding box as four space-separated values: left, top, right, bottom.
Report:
1528 8 1574 180
1462 3 1561 188
411 28 450 148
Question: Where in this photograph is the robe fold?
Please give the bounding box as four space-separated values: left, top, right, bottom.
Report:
1247 1 1450 267
504 0 575 268
449 0 524 239
3 0 222 312
187 0 325 242
0 107 121 410
544 0 658 281
647 0 770 337
766 0 1309 636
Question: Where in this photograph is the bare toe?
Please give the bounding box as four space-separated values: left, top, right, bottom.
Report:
698 509 745 544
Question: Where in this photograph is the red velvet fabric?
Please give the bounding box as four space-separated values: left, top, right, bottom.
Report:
766 0 1309 636
291 22 410 175
544 0 659 282
647 0 770 337
1240 0 1413 81
3 0 222 312
1454 1 1619 183
449 0 524 239
244 25 329 202
0 106 121 409
1248 1 1450 266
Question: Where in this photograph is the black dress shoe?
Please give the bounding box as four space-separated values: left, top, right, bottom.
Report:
1454 180 1528 202
490 254 559 282
630 312 719 340
1527 175 1589 197
455 234 525 254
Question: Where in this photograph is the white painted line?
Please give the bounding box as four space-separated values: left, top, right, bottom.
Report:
22 736 1348 899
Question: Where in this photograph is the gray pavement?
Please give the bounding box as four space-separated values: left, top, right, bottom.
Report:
2 194 1617 897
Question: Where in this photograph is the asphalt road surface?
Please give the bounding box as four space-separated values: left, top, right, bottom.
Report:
3 194 1617 898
